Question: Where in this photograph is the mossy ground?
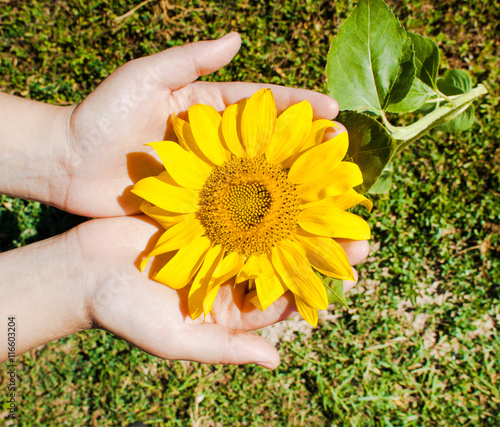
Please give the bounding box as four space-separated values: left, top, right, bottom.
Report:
1 1 499 425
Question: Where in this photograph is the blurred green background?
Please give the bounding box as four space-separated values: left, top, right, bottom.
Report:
1 0 499 425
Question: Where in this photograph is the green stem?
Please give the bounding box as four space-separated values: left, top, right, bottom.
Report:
435 88 457 107
424 93 462 104
392 84 487 155
380 110 399 133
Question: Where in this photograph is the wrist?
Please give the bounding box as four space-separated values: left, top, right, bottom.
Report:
0 92 74 206
0 228 92 361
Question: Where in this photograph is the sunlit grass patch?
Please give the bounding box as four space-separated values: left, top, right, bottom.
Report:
0 0 498 425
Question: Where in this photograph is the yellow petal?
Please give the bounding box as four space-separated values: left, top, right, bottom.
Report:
293 234 354 281
140 217 205 271
240 89 277 157
297 162 363 203
221 102 245 157
198 252 244 317
211 252 244 288
266 100 312 164
295 295 319 327
254 255 286 311
235 255 260 284
140 231 171 272
298 206 371 240
203 284 222 316
255 276 285 311
248 290 264 311
147 140 212 189
307 119 339 148
172 113 198 153
188 104 227 165
282 119 338 168
288 131 349 184
271 240 328 309
131 173 198 213
173 113 218 166
140 202 192 229
304 189 373 212
234 271 248 285
154 236 212 289
235 255 285 310
188 244 224 319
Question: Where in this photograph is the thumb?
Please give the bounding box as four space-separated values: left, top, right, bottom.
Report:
80 33 241 115
177 323 280 369
137 32 242 91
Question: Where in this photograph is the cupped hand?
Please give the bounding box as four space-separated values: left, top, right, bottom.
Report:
77 216 369 369
63 32 341 217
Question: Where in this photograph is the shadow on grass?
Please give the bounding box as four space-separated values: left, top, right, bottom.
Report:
1 200 87 251
0 208 20 252
24 205 89 247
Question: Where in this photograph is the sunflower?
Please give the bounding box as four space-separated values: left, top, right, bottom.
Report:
131 89 371 326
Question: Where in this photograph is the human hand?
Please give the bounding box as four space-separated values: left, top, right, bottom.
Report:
61 32 341 217
78 216 369 368
0 212 367 366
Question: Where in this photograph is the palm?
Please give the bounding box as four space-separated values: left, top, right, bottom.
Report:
98 268 296 363
80 215 295 366
66 82 217 217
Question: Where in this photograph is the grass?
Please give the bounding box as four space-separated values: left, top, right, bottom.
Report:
1 0 499 425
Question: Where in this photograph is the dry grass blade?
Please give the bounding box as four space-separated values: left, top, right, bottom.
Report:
114 0 155 22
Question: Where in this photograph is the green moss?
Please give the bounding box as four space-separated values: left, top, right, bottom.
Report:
1 0 499 425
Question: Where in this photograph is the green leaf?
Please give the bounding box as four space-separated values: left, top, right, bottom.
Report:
438 104 475 132
337 110 397 194
436 70 475 132
408 32 440 89
327 0 415 114
387 37 415 108
324 278 349 307
368 162 393 194
387 78 434 113
388 32 439 113
437 69 472 95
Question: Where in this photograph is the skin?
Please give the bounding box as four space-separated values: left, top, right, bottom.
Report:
0 33 369 369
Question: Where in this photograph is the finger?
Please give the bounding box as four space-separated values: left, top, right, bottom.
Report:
219 83 339 119
236 291 298 331
324 121 347 139
191 81 339 120
85 33 241 109
174 323 280 369
337 239 370 266
344 267 359 293
134 32 242 91
210 282 296 331
236 268 360 330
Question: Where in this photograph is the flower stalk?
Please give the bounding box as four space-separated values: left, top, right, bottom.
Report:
392 84 488 155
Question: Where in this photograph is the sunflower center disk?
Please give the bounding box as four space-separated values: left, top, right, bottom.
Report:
198 156 299 257
227 183 271 229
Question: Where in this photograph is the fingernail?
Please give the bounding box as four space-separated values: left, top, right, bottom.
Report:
219 32 236 40
254 360 278 370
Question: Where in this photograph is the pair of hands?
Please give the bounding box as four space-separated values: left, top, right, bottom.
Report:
2 33 369 368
